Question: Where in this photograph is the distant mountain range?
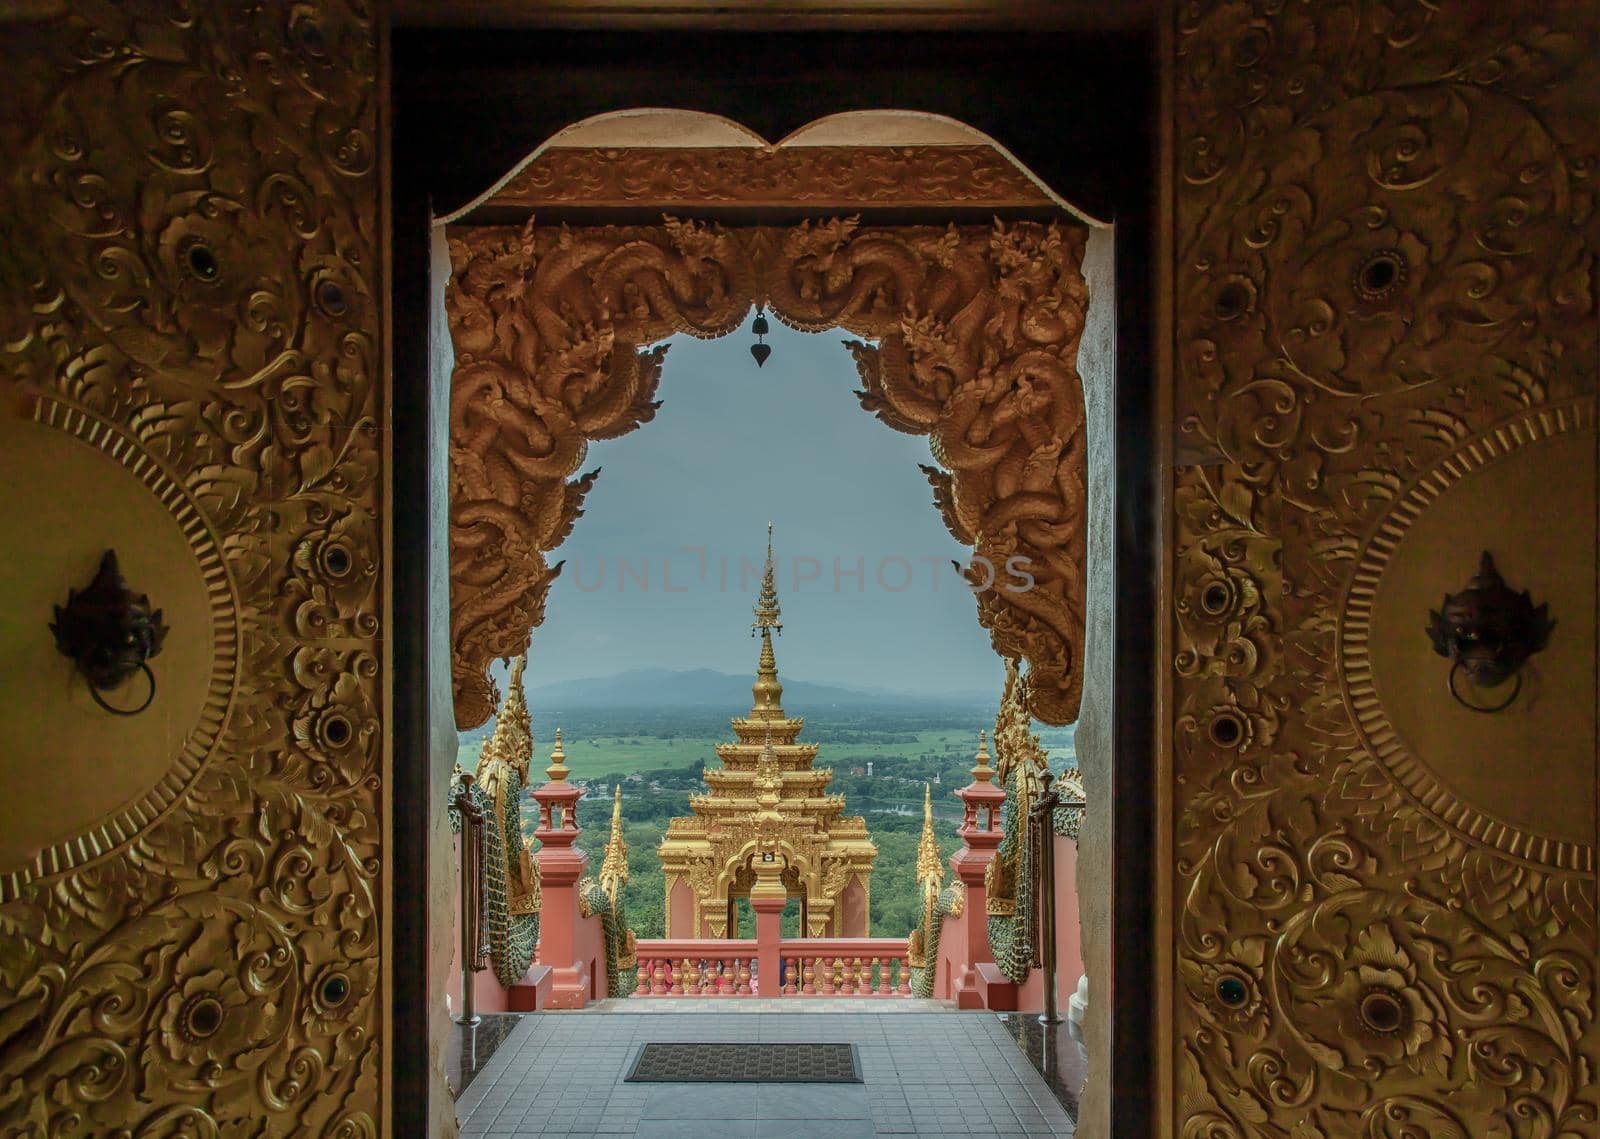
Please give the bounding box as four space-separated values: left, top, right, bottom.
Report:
518 667 992 710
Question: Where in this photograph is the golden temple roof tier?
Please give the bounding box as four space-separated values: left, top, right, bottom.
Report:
829 816 875 834
714 741 821 766
729 716 805 742
701 770 833 792
656 523 877 939
687 793 852 817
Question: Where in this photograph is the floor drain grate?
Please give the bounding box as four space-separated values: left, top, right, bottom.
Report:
625 1042 861 1083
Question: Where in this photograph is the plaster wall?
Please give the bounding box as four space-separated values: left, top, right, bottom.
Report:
429 225 467 1136
1071 224 1116 1139
934 904 969 1002
839 876 867 937
668 876 695 938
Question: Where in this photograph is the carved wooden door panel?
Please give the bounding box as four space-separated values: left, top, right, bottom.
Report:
0 3 385 1133
1166 4 1597 1136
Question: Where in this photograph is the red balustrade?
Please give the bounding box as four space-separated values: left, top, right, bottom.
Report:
778 938 913 998
631 936 911 998
633 939 759 997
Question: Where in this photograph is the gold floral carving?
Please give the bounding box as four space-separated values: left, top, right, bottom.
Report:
0 3 382 1133
483 146 1054 211
447 216 1090 727
1171 3 1598 1135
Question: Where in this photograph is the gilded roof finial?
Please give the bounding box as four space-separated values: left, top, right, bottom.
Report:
599 785 629 906
915 782 943 898
750 522 785 718
753 521 782 634
971 729 995 784
478 653 533 786
545 725 570 784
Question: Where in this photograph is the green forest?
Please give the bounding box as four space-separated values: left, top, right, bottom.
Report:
460 704 1075 939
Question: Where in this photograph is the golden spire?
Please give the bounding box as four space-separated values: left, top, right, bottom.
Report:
478 653 533 785
970 729 995 784
599 785 629 906
750 522 785 718
915 782 943 899
545 726 570 783
752 521 782 633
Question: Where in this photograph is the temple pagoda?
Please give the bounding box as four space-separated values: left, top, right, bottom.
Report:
658 524 877 938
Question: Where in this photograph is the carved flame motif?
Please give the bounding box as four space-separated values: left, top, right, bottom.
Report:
446 216 1090 728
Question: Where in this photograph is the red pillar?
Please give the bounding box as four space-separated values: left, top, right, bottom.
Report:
748 844 787 996
948 732 1006 1009
531 729 593 1009
751 892 785 996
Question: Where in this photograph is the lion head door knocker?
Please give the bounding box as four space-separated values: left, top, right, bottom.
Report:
50 550 169 716
1426 551 1554 714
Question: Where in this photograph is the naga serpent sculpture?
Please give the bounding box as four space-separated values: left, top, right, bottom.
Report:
907 660 1085 996
985 659 1085 985
582 786 638 999
579 877 638 999
449 655 542 989
908 880 965 1000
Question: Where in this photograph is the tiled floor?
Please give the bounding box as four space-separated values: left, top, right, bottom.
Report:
454 1007 1076 1137
449 1013 527 1096
997 1014 1087 1122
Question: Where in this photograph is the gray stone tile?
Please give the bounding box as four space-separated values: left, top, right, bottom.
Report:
641 1085 760 1120
754 1120 876 1138
632 1122 756 1139
455 1006 1077 1136
755 1083 868 1120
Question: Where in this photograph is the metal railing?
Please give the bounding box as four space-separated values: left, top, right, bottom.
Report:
1029 768 1086 1025
450 770 490 1025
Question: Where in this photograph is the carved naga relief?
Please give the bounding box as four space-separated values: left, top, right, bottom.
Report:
446 215 1091 728
0 2 383 1134
1170 3 1598 1136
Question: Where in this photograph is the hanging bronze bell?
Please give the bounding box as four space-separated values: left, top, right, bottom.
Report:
750 312 771 367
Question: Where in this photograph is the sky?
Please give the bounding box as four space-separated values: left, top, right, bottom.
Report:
516 313 1008 699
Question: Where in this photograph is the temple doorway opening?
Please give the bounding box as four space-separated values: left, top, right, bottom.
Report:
437 110 1108 1134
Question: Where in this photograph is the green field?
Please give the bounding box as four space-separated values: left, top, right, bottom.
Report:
454 726 1075 782
460 705 1076 939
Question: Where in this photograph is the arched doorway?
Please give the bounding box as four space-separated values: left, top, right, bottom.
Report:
443 109 1099 734
430 106 1117 1132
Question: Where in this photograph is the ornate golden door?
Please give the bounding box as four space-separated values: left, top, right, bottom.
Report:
1161 4 1598 1136
0 4 386 1133
2 3 1595 1136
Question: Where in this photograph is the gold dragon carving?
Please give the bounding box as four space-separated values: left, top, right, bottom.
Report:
0 2 382 1134
1171 3 1598 1136
446 216 1091 729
